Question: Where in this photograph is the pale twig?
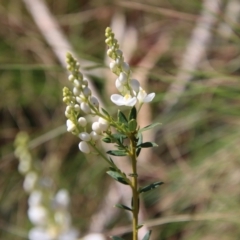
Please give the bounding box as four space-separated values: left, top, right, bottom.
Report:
218 0 240 39
163 0 221 113
106 212 240 236
115 1 197 22
22 0 104 107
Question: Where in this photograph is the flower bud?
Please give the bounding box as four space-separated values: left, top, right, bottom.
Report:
68 74 74 82
73 87 80 96
110 62 118 72
79 141 90 154
122 62 130 73
79 132 91 142
130 79 140 92
74 104 80 112
66 119 76 132
118 72 127 84
89 96 99 108
78 117 87 127
23 172 38 192
92 122 102 134
28 205 48 225
80 102 91 114
83 87 91 97
90 131 100 141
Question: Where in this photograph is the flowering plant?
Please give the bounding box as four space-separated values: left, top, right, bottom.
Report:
63 27 162 240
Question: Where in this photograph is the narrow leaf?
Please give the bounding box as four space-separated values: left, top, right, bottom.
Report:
101 108 110 117
139 181 163 193
138 142 158 148
107 150 128 156
139 123 161 133
142 230 152 240
111 236 125 240
136 133 143 156
102 137 112 143
118 110 128 124
107 171 129 185
115 204 132 211
128 119 137 132
137 224 144 229
129 106 137 120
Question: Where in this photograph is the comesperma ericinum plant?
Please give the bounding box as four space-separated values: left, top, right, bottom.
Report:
63 27 163 240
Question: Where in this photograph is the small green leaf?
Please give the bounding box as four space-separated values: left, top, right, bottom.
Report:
138 142 158 148
111 236 125 240
107 171 129 185
128 119 137 132
118 110 128 124
136 133 143 156
107 150 128 156
102 137 112 143
129 106 137 120
139 181 163 193
139 123 161 133
137 224 144 229
115 204 132 211
142 230 152 240
101 108 110 117
112 133 127 144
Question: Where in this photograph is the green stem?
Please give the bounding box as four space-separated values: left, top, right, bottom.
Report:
130 134 139 240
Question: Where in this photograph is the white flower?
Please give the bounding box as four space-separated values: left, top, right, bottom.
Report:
23 171 38 192
137 88 155 103
111 94 137 107
79 132 91 142
58 228 79 240
55 189 70 208
82 233 106 240
28 205 48 226
28 190 43 206
78 117 87 127
18 158 31 174
80 102 91 114
28 227 52 240
79 141 90 154
66 120 76 132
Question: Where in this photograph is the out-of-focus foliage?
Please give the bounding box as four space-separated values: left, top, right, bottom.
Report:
1 0 240 239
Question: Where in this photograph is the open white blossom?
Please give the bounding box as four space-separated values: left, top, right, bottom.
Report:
111 94 137 107
137 88 155 103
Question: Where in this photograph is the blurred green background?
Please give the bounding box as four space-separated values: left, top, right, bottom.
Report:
1 0 240 239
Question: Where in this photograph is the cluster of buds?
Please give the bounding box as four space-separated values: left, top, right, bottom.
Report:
14 132 78 240
64 53 111 154
105 27 155 107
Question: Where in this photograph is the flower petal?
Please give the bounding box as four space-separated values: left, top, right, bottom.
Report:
143 93 155 103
